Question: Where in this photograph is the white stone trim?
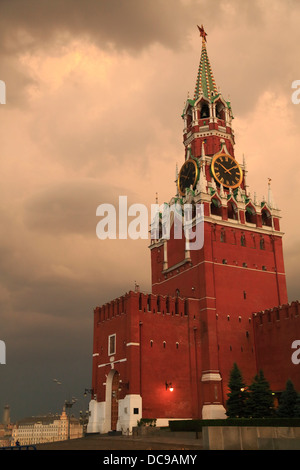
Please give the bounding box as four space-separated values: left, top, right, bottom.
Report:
156 418 192 427
152 259 285 287
203 216 284 236
202 404 226 419
201 372 222 382
98 358 127 368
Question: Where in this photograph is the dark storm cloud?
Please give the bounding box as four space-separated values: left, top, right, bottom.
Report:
3 0 298 117
23 179 140 235
0 0 196 54
0 0 198 109
1 0 300 423
24 179 109 235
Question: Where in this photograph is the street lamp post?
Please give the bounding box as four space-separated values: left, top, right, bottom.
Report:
64 399 77 440
84 388 94 398
52 379 78 440
79 410 89 436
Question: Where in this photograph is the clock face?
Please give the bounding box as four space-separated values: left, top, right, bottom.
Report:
177 159 198 196
211 153 243 189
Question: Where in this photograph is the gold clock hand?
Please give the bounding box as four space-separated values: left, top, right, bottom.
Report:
218 163 227 171
218 162 232 175
224 164 239 174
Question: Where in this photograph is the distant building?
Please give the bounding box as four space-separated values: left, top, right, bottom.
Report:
2 405 10 426
11 407 83 446
0 405 13 447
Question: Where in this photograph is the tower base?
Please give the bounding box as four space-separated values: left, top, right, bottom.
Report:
202 404 227 420
86 395 142 435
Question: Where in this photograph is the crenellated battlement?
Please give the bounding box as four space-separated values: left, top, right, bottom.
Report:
137 291 187 316
94 290 189 322
94 293 128 322
253 301 300 325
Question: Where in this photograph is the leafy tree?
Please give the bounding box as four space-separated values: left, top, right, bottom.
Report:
277 379 298 417
245 370 274 418
226 363 248 418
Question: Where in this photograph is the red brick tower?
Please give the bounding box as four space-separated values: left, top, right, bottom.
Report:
87 26 290 435
149 25 288 418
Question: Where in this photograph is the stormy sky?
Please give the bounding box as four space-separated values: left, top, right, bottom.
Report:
1 0 300 422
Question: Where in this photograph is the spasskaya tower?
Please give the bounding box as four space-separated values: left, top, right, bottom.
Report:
87 26 296 435
149 24 288 418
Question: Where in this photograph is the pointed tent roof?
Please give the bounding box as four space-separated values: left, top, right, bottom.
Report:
194 25 218 101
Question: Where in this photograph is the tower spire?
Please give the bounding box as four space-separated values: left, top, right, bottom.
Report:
194 25 218 100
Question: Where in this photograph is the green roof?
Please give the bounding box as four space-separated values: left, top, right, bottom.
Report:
194 40 218 100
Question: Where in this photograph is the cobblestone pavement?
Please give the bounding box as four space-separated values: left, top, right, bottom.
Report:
35 434 203 450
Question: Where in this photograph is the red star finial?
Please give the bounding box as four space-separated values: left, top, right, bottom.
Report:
197 24 207 42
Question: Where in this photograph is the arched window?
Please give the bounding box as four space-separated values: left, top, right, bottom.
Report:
211 196 222 216
200 103 209 118
187 108 193 127
184 299 189 316
190 202 197 220
228 201 238 220
245 204 256 224
261 208 272 227
175 298 179 315
216 101 225 120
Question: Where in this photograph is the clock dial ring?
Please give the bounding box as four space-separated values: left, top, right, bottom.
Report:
211 152 243 189
177 158 199 196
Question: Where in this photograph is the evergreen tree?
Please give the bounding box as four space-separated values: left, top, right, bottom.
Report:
226 363 248 418
277 379 298 417
294 394 300 418
245 370 274 418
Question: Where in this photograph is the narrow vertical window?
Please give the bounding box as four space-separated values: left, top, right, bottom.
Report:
108 334 116 356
